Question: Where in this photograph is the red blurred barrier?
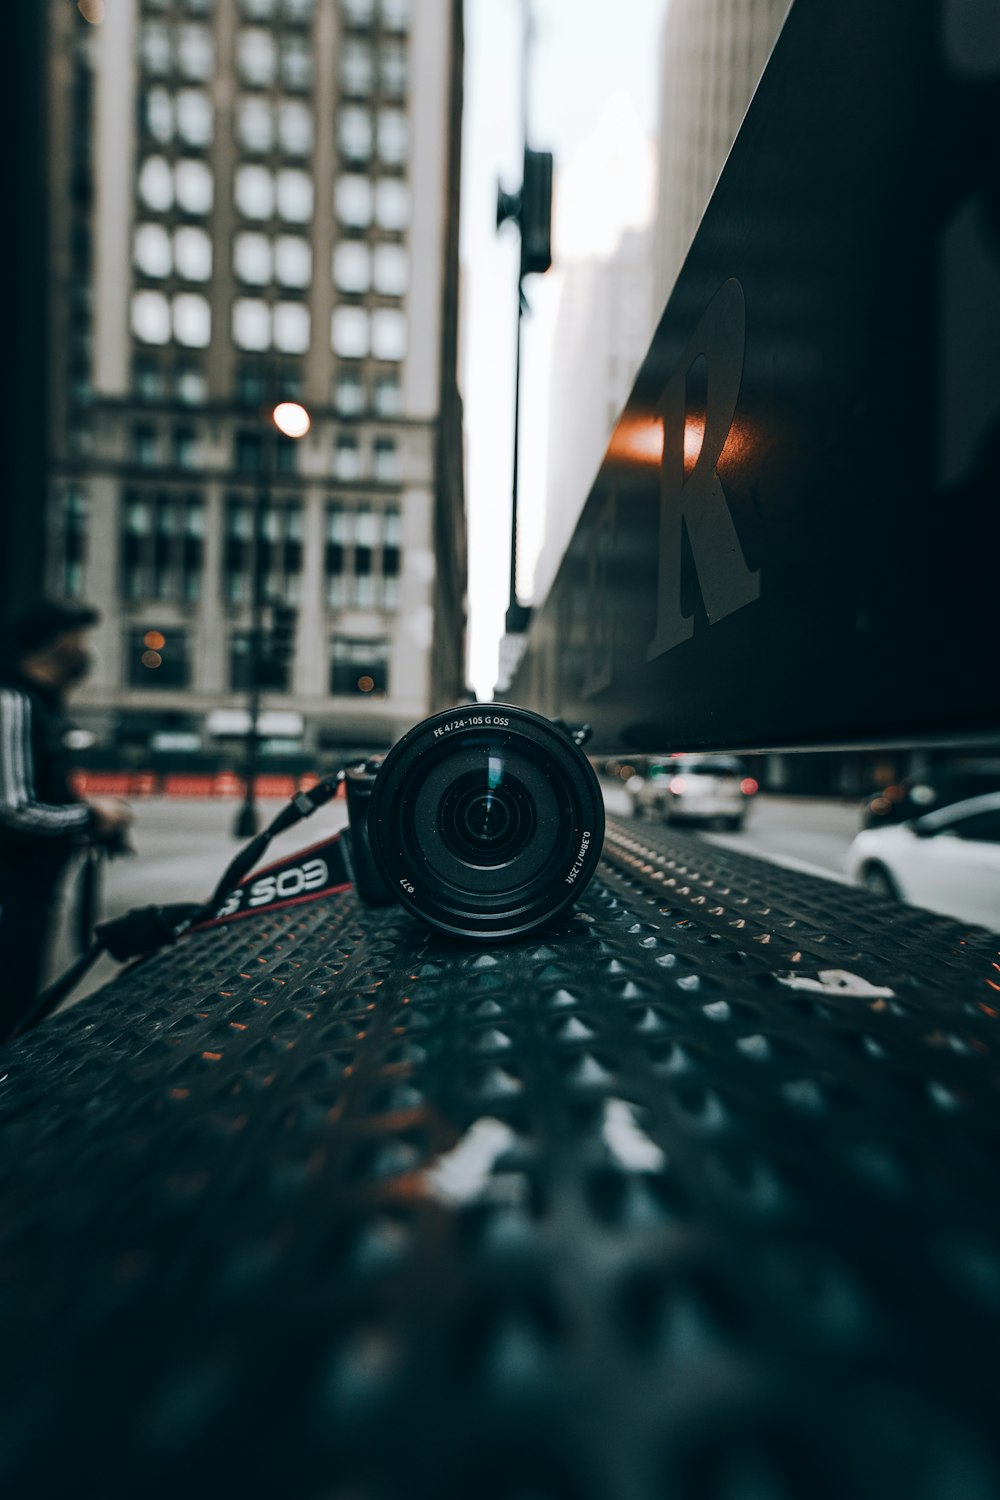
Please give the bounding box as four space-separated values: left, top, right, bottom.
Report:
70 770 345 799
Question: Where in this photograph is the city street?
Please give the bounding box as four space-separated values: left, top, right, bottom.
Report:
49 785 860 1008
600 778 859 882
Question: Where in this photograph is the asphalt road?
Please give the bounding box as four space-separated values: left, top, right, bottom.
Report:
600 779 861 882
47 787 860 1008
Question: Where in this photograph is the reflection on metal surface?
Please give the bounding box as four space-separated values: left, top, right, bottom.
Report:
601 1097 667 1172
776 968 897 1000
422 1117 517 1205
510 0 1000 753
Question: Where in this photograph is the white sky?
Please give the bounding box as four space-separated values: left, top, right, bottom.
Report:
459 0 669 699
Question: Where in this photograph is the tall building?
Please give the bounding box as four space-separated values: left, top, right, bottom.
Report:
45 0 466 763
654 0 790 314
530 93 657 609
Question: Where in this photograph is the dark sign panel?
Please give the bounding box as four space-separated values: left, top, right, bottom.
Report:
510 0 1000 752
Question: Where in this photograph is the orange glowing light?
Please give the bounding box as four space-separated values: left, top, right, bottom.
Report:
358 675 375 693
201 1051 223 1061
144 630 166 650
683 415 706 476
607 416 664 470
740 777 759 796
77 0 106 22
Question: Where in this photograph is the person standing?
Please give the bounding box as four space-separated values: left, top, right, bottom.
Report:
0 601 132 1042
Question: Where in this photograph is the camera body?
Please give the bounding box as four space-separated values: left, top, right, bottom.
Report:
343 704 605 941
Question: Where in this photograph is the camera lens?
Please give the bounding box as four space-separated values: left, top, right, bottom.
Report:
366 704 605 940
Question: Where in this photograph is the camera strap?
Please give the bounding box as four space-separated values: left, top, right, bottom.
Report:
191 830 353 931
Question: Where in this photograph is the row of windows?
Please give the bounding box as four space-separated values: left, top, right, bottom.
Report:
131 291 409 358
134 222 409 295
127 424 401 482
141 22 408 95
140 0 408 27
137 159 411 225
128 627 391 698
127 355 402 416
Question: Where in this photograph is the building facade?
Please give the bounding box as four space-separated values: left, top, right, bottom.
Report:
46 0 466 764
654 0 791 315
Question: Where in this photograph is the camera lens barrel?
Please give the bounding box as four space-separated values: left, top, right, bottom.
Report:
366 704 605 940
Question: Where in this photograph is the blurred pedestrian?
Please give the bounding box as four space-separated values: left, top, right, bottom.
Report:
0 600 132 1042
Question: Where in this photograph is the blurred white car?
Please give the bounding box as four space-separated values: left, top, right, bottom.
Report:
626 755 758 831
845 791 1000 930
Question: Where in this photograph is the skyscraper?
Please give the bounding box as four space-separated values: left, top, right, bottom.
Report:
45 0 466 762
654 0 790 315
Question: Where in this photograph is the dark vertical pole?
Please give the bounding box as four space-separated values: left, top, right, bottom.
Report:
234 393 272 839
504 0 533 635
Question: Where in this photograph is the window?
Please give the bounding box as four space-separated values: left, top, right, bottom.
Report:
176 361 207 404
57 487 89 600
333 434 362 480
278 101 313 156
234 431 264 470
276 169 313 222
373 371 401 416
331 306 370 357
233 298 271 350
331 638 388 695
339 108 373 162
128 626 190 688
236 97 273 152
176 88 213 146
374 177 409 230
949 810 1000 843
134 356 167 401
173 293 211 347
174 226 212 280
235 164 274 219
140 22 171 75
323 503 399 614
234 231 273 284
341 39 373 95
380 0 409 31
333 240 371 292
172 425 197 467
241 0 275 16
342 0 375 25
372 437 397 481
174 159 213 214
134 222 172 278
132 290 172 344
273 302 310 353
144 86 173 142
223 496 302 605
177 25 214 81
335 174 373 227
275 235 311 287
284 0 314 21
281 35 312 90
120 491 204 608
238 28 277 87
132 424 159 465
371 307 406 361
138 155 174 211
377 109 408 166
373 242 408 295
333 367 365 415
380 42 407 98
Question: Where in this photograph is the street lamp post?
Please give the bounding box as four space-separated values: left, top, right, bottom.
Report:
233 397 310 839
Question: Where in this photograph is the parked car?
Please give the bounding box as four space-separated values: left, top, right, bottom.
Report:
860 763 1000 828
627 755 758 830
846 791 1000 929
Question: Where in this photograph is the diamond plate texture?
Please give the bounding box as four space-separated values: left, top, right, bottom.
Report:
2 818 999 1499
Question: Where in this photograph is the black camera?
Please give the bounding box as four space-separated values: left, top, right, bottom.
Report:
343 704 605 941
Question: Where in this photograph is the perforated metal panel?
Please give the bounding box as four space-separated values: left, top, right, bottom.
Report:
2 822 999 1499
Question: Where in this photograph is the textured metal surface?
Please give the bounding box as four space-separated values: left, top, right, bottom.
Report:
2 824 1000 1498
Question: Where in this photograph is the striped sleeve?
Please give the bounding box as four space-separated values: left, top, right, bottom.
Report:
0 689 93 838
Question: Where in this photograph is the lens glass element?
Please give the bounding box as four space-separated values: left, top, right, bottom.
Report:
366 706 605 940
